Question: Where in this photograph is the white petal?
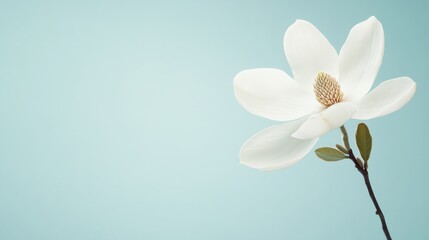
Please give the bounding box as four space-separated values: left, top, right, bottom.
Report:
234 68 323 121
284 20 338 90
353 77 416 120
240 119 318 171
339 16 384 101
292 102 357 139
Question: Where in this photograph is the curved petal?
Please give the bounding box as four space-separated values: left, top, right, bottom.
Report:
353 77 416 120
292 102 357 139
240 119 318 171
339 16 384 101
284 20 338 90
234 68 323 121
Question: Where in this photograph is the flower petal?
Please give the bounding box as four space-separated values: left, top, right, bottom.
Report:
240 119 318 171
292 102 357 139
339 16 384 101
353 77 416 120
284 20 338 90
234 68 323 121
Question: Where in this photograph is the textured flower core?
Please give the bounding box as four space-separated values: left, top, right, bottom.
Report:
313 72 344 107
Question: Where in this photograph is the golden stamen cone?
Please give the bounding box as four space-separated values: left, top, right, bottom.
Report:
313 72 344 107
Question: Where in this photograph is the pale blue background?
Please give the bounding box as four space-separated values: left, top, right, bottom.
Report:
0 1 427 239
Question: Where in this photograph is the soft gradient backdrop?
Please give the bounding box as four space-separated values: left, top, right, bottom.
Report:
0 0 427 239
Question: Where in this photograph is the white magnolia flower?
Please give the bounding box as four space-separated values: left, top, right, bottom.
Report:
234 16 416 171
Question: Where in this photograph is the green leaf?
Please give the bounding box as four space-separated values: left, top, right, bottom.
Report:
356 123 372 161
335 144 349 154
315 147 346 161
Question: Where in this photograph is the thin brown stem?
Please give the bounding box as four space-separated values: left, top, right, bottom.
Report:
362 170 392 240
340 126 392 240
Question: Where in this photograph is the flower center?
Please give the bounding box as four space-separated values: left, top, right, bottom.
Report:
313 72 344 107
